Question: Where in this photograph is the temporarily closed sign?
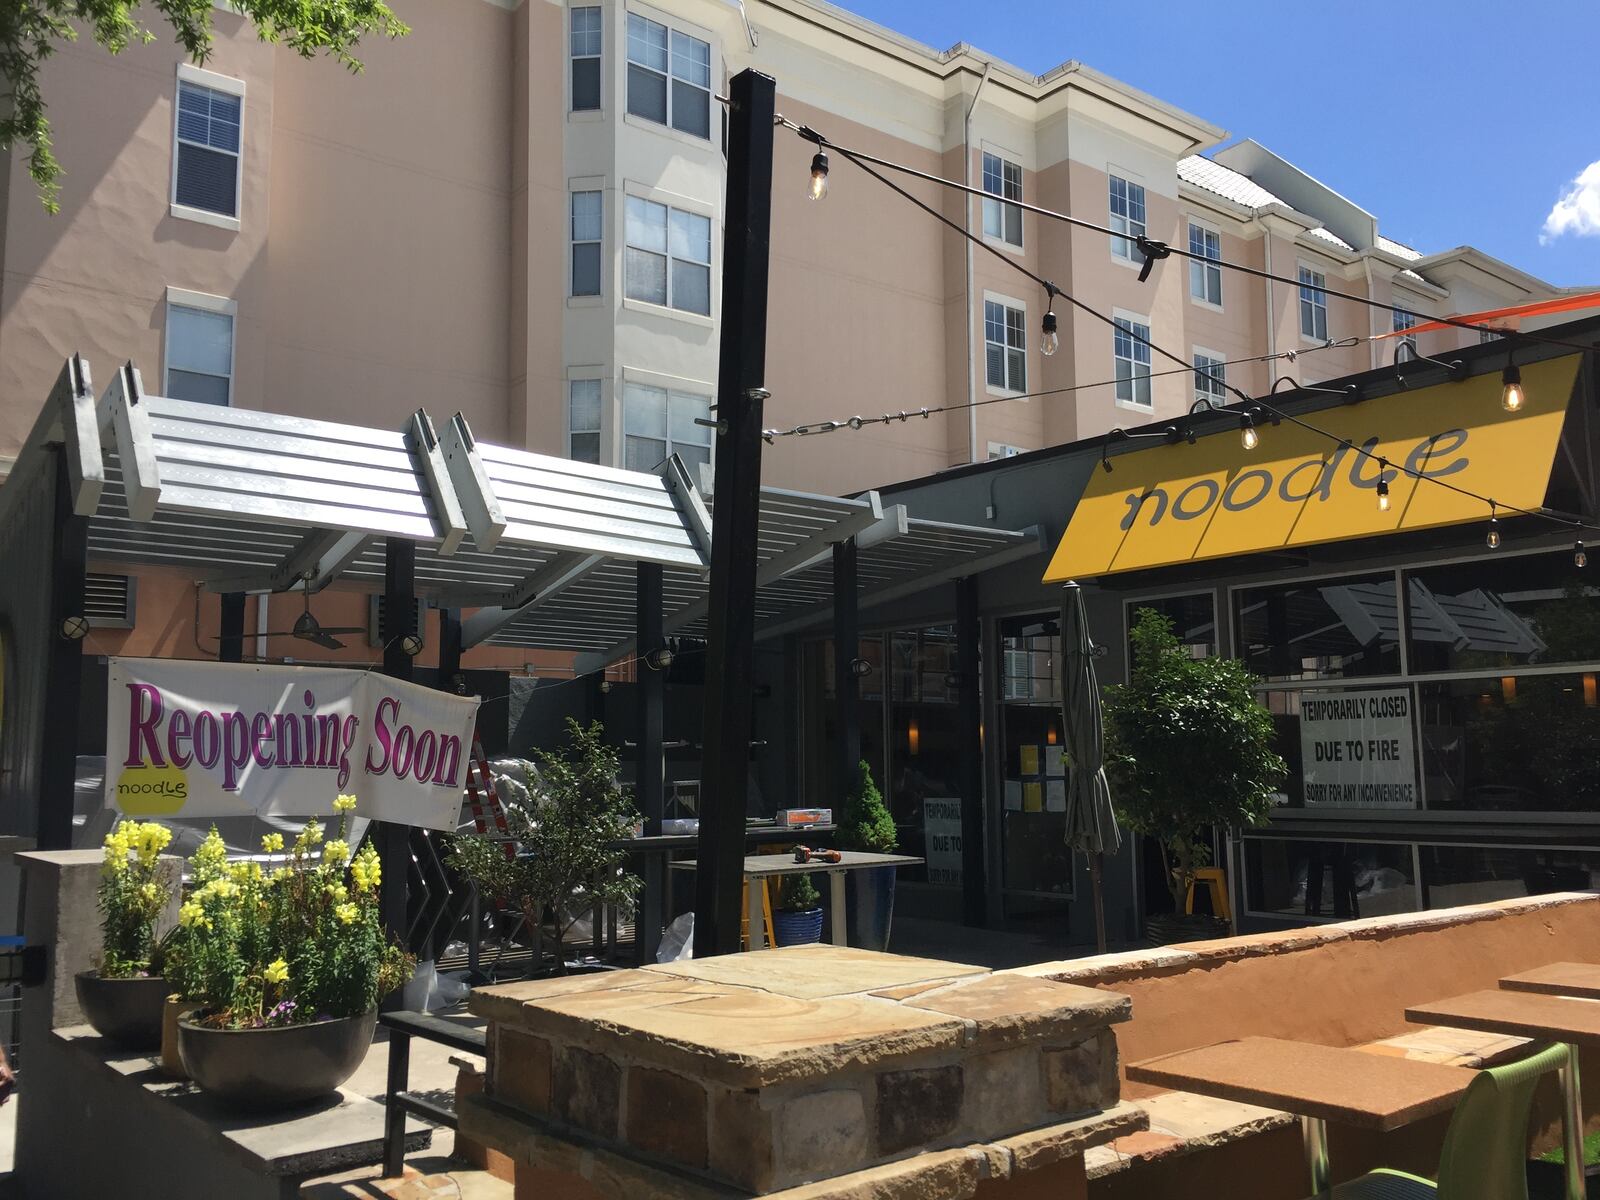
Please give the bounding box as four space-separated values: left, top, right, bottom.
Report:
1299 687 1418 809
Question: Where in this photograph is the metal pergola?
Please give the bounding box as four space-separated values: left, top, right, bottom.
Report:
0 354 1035 959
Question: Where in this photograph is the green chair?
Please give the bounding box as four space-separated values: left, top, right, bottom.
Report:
1324 1042 1568 1200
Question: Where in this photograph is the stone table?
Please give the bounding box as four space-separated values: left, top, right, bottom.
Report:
462 944 1144 1197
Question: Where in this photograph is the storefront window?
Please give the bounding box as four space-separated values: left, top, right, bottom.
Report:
1234 572 1401 682
1406 549 1600 673
887 627 964 887
800 638 885 812
1420 844 1600 907
1244 838 1417 919
1417 673 1600 812
998 613 1074 905
1125 592 1216 660
1258 684 1421 811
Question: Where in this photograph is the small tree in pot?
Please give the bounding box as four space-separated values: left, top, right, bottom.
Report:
837 760 899 950
448 720 640 974
771 873 823 946
1105 608 1285 942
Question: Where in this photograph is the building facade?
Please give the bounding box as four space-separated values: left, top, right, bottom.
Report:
0 0 1583 504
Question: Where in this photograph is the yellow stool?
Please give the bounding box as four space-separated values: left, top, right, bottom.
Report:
740 878 776 949
1185 867 1231 921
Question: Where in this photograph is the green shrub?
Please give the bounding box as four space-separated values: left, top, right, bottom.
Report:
839 760 897 854
776 873 820 912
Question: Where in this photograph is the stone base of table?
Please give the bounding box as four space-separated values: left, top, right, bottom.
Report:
466 945 1139 1195
16 1026 433 1200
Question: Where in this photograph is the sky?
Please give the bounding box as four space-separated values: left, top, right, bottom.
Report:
834 0 1600 288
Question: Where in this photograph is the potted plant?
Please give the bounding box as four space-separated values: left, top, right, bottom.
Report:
838 760 899 950
168 798 415 1109
771 874 824 946
76 820 177 1048
448 720 640 975
1105 608 1286 945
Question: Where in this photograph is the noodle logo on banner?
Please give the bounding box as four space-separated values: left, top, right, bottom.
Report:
106 658 481 831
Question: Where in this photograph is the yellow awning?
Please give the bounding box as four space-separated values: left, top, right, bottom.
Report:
1043 355 1581 583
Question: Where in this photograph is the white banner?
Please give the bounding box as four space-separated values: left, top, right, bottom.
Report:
922 797 963 885
1299 687 1419 809
106 658 481 831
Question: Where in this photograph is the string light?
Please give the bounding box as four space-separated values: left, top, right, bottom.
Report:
1486 503 1502 550
1376 459 1391 512
1041 308 1059 357
1239 411 1258 451
1577 540 1588 569
1501 361 1525 412
807 150 830 201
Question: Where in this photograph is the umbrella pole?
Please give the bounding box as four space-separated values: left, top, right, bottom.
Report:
1090 852 1107 954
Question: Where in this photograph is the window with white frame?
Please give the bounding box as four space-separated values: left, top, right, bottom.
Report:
1188 222 1222 305
1298 266 1329 340
173 77 241 218
1113 316 1152 406
569 379 602 463
165 301 234 406
1193 351 1226 407
987 441 1025 459
1480 327 1502 344
571 6 602 111
1109 174 1145 260
625 13 710 139
982 152 1022 247
1393 306 1419 354
624 196 711 315
984 300 1026 393
623 383 712 473
571 191 602 297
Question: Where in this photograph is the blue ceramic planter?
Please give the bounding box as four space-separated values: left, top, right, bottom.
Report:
772 907 824 946
844 864 897 951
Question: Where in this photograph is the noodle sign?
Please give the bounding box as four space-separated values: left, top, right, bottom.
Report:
106 658 480 831
1299 687 1418 809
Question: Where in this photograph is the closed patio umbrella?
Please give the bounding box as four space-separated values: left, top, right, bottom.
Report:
1061 580 1120 953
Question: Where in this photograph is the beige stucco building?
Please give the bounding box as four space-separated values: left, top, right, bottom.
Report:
0 0 1584 502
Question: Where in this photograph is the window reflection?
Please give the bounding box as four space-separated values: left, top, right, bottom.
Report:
999 613 1073 905
1245 839 1417 919
1125 593 1216 660
888 627 964 887
1420 844 1600 907
1234 573 1401 682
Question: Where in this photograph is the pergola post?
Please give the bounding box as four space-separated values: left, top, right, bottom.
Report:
437 607 463 692
218 592 246 663
956 575 986 926
832 537 861 797
378 538 417 958
636 561 665 964
38 451 87 851
694 67 776 959
782 634 801 807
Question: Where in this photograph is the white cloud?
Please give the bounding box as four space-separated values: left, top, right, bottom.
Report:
1542 160 1600 243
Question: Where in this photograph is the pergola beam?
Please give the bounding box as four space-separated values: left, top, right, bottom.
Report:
438 413 507 552
405 409 469 556
98 362 162 523
661 454 713 562
459 552 604 648
203 526 370 595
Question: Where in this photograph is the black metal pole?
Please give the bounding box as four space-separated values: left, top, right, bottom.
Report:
636 562 665 965
379 539 417 960
38 450 86 850
832 538 860 796
782 634 801 807
956 575 986 926
218 592 246 663
693 68 776 960
437 607 463 692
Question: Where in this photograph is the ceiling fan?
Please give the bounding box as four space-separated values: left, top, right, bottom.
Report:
243 573 366 651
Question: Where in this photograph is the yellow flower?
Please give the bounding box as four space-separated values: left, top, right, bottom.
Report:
139 881 164 906
350 846 382 893
270 866 292 884
202 879 239 901
260 832 284 854
178 901 205 928
135 822 171 864
334 902 359 926
325 882 349 903
294 819 324 853
263 958 289 986
334 794 358 813
321 839 350 868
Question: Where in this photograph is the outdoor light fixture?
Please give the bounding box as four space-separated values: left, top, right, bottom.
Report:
59 615 89 641
848 657 872 678
1376 459 1391 512
1040 308 1059 357
1486 504 1502 550
1239 411 1259 451
807 150 829 201
1501 362 1525 412
400 633 424 658
1577 540 1588 569
599 680 612 694
645 647 674 671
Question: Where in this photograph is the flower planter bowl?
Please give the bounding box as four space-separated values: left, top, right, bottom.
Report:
178 1010 377 1110
772 907 824 946
74 970 171 1049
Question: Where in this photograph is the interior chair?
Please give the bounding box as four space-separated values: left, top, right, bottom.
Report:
1322 1042 1567 1199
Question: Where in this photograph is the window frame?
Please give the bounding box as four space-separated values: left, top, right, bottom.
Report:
1108 170 1147 265
623 191 714 319
569 5 603 114
170 63 244 231
983 294 1027 396
1187 219 1223 308
1112 309 1153 409
621 378 714 475
624 10 712 141
1192 346 1228 408
981 149 1024 251
163 286 236 407
1298 262 1330 342
569 189 604 299
568 375 605 464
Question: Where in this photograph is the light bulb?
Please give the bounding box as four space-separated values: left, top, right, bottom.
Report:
807 150 829 201
1577 540 1588 569
1041 310 1059 357
1240 413 1258 451
1377 477 1390 512
1486 516 1501 550
1501 363 1524 412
